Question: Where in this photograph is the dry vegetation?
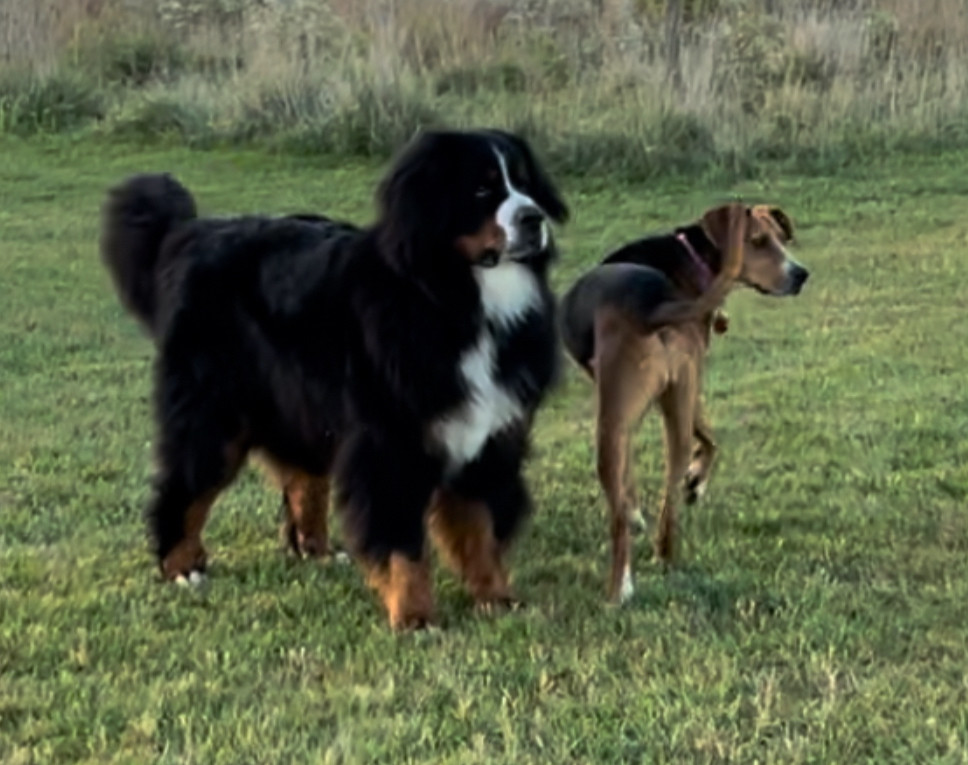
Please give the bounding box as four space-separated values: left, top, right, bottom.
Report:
2 0 967 177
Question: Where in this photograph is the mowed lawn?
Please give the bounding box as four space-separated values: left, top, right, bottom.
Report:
1 136 967 764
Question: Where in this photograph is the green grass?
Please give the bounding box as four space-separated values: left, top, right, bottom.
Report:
2 135 967 764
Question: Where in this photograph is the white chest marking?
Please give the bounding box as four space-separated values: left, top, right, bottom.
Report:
476 260 542 328
431 262 541 473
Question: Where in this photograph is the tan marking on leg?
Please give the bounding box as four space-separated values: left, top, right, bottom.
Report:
161 492 214 579
157 435 247 581
258 456 333 559
364 553 435 631
428 491 515 610
283 471 332 558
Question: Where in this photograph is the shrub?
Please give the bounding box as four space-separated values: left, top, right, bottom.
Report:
634 0 724 25
0 70 105 135
70 32 189 87
105 95 210 144
650 110 717 168
316 82 442 157
435 63 528 96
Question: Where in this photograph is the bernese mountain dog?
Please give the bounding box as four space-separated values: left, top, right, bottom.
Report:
101 129 569 630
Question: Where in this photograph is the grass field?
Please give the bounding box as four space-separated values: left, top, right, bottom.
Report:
2 135 968 763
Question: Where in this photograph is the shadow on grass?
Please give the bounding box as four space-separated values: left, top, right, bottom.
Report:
732 513 830 538
510 551 789 632
633 563 787 619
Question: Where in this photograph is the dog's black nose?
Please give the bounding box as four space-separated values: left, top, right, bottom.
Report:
516 206 544 231
789 265 809 294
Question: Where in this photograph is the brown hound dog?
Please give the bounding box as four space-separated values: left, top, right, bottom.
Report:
559 204 809 603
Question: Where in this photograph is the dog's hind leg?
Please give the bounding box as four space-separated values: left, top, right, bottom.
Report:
654 362 698 563
594 315 667 604
150 481 216 583
277 469 334 560
149 430 246 583
148 370 248 582
684 398 717 505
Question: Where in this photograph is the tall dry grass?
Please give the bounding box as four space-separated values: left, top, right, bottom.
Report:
2 0 967 177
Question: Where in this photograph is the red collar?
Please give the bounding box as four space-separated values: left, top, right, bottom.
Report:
676 232 712 292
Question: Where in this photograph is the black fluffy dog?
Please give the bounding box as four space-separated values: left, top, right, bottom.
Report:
101 129 568 629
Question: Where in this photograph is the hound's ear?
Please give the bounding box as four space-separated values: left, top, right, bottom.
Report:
488 129 569 224
700 204 745 251
768 206 795 242
376 131 452 274
749 204 795 242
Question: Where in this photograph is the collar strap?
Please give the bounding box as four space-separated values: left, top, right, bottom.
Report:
676 231 713 292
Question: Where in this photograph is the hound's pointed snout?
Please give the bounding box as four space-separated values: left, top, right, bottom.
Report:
788 264 809 294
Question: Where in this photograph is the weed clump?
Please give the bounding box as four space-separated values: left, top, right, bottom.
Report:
0 70 105 135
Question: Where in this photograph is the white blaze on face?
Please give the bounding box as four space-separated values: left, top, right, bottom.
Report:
493 146 547 254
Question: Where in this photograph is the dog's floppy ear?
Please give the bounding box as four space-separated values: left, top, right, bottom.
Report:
700 204 746 251
767 206 795 242
487 129 569 224
376 131 455 275
749 204 795 242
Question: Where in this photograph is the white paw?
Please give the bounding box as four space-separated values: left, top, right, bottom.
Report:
684 471 708 505
629 509 647 532
174 570 206 587
692 480 707 501
334 551 351 565
619 564 634 604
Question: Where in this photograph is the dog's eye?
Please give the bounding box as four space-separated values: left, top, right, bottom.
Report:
475 185 492 199
750 233 768 247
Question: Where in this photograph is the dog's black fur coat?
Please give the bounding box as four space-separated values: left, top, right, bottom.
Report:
101 129 568 573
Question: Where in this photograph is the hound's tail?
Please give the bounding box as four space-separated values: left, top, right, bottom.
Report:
638 203 747 329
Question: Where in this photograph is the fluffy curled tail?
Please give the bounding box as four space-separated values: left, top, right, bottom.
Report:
100 173 196 334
